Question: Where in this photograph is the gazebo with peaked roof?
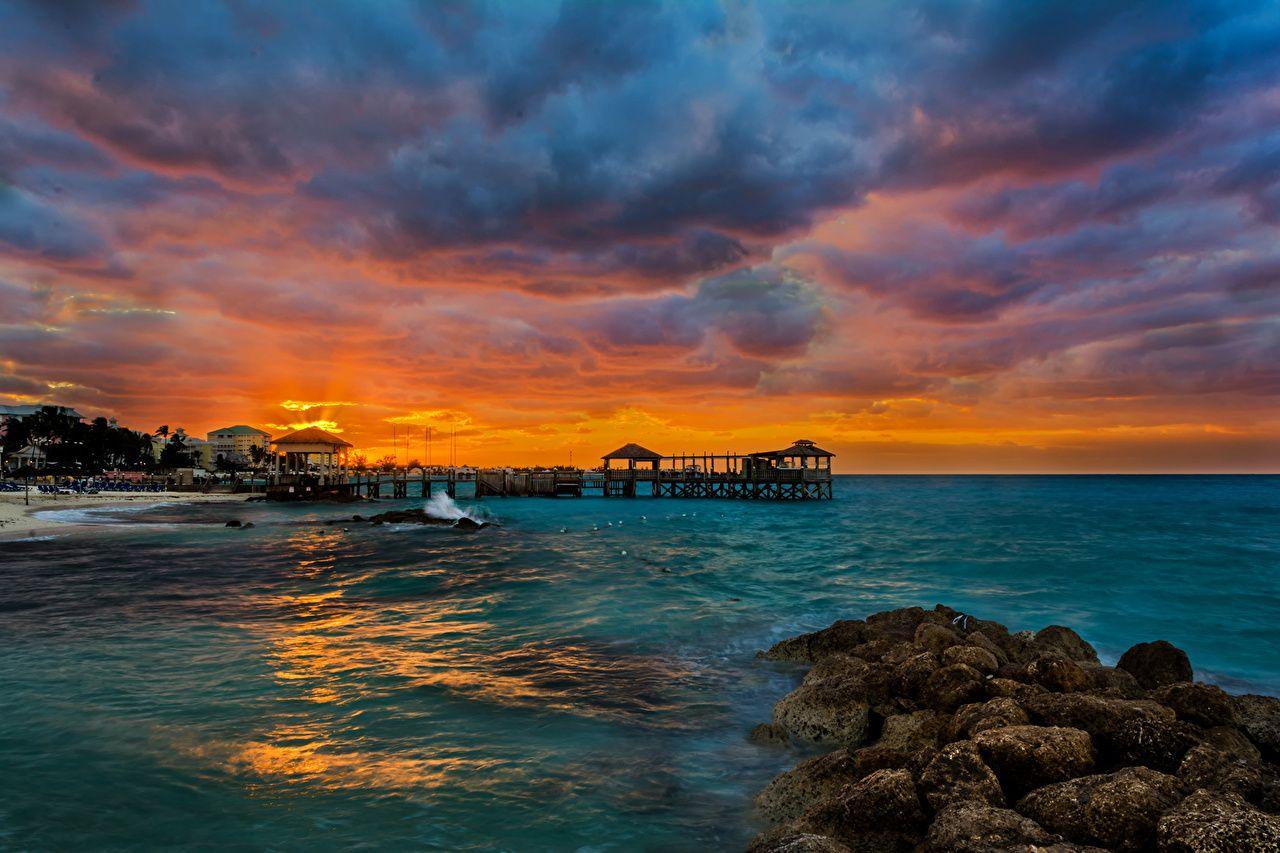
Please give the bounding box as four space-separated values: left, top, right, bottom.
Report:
602 442 663 470
272 427 353 481
748 438 834 471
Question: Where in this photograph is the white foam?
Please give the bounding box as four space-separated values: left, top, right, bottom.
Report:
423 492 489 523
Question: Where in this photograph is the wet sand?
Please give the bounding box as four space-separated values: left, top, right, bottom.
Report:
0 491 246 540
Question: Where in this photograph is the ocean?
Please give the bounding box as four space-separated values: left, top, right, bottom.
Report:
1 475 1277 850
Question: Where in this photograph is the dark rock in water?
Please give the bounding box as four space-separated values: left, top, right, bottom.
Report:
1233 694 1280 763
918 740 1005 811
240 522 254 529
452 516 487 530
924 801 1058 852
972 725 1095 798
756 749 858 824
749 723 792 747
351 514 364 522
224 519 242 527
772 674 872 747
1156 790 1280 852
1153 682 1236 727
748 605 1280 853
1033 626 1100 665
761 620 870 663
372 519 384 526
1116 640 1192 689
1014 766 1181 851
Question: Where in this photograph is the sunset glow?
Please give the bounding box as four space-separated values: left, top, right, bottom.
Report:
2 2 1278 471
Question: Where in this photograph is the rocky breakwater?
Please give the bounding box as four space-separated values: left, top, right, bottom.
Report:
749 605 1280 852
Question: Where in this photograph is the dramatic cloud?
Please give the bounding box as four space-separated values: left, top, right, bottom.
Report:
0 0 1276 470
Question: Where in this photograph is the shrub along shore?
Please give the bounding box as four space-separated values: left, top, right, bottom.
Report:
748 605 1280 852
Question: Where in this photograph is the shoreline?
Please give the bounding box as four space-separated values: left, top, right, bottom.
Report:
0 491 246 540
748 604 1280 851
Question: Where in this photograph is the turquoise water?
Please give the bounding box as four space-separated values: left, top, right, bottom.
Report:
1 475 1278 850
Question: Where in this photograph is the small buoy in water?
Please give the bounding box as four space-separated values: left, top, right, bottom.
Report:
607 521 613 527
621 549 627 556
681 513 687 517
559 527 567 533
593 525 599 531
617 521 623 526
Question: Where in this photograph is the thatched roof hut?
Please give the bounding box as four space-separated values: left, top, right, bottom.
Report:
748 439 834 469
602 442 663 469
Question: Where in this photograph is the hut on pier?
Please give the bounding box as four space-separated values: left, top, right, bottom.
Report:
271 427 352 481
746 438 834 475
602 442 663 471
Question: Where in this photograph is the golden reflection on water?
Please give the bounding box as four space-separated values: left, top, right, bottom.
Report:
224 525 689 794
229 723 500 795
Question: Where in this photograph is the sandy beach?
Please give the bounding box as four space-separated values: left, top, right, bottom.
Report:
0 491 248 540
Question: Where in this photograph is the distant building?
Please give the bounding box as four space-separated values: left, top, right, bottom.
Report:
151 429 215 471
0 404 85 423
208 424 271 464
11 445 48 469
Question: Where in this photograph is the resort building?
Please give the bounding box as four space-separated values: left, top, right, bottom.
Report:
0 403 85 424
208 425 271 464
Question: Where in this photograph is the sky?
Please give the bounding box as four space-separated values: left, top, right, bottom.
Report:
0 0 1278 472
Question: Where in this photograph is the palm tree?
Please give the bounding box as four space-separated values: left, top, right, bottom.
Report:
154 425 170 441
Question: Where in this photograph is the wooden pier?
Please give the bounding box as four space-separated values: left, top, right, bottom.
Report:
261 433 834 502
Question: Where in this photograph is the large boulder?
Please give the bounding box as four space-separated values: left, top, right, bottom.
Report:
773 675 873 747
1178 744 1266 803
866 607 938 642
1014 766 1182 851
1153 682 1236 728
1202 725 1263 763
1233 694 1280 763
941 644 1001 675
876 711 948 753
914 622 962 655
1081 665 1145 698
1033 626 1100 665
1116 640 1192 690
923 663 987 711
948 698 1031 740
793 769 926 850
1156 790 1280 852
1021 691 1199 772
756 749 858 824
763 620 871 662
894 652 942 704
917 740 1006 811
923 801 1058 853
750 723 792 747
1013 655 1092 694
972 725 1096 798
